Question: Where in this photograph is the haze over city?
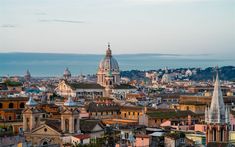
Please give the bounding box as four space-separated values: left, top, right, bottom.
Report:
1 0 234 56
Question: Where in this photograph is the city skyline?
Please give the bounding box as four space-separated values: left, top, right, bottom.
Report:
1 0 234 55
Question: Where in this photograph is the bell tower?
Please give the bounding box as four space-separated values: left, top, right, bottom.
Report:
61 97 80 134
205 69 230 144
23 97 41 132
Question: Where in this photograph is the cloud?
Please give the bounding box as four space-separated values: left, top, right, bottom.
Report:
1 24 16 28
39 19 85 24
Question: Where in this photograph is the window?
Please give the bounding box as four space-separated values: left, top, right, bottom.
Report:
8 103 14 108
8 116 12 121
65 119 69 132
213 128 216 142
20 103 25 108
0 103 2 108
220 128 224 142
43 141 48 146
180 138 185 143
17 115 21 120
74 119 77 131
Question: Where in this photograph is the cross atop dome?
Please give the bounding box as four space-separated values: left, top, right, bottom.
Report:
106 42 112 57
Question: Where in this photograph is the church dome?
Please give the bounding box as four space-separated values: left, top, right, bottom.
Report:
161 73 172 83
98 44 119 72
64 68 71 76
26 97 38 107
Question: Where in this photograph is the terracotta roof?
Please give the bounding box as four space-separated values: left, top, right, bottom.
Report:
73 134 90 140
87 102 120 112
165 132 185 140
207 142 230 147
146 110 196 119
65 81 104 89
45 119 62 133
80 119 104 133
120 106 157 112
0 97 28 101
136 134 150 138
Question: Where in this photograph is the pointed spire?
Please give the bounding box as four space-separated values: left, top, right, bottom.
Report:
106 42 112 57
26 69 30 75
208 68 226 123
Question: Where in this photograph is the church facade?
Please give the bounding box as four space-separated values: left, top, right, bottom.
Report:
23 97 81 146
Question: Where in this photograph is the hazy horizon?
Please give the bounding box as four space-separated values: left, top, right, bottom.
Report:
0 53 234 76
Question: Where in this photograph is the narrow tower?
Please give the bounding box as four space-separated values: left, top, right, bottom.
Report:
23 97 41 132
205 70 230 144
61 97 80 134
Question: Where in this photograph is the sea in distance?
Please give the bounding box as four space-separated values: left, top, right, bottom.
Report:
0 53 234 77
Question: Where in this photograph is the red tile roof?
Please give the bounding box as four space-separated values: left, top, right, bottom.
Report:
73 134 90 140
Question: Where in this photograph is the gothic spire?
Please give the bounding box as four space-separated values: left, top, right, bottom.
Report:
208 69 226 123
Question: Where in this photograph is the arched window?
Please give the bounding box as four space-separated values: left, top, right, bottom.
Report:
74 119 77 131
8 103 14 108
0 103 2 108
220 128 224 142
213 128 217 142
65 119 69 133
20 103 25 108
43 141 48 146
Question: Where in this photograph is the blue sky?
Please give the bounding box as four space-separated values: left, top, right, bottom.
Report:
0 0 234 55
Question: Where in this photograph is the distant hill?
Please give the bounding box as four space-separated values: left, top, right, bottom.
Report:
121 66 235 81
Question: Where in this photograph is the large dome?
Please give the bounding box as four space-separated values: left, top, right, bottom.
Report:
98 44 119 72
99 56 119 72
97 43 121 88
64 67 71 76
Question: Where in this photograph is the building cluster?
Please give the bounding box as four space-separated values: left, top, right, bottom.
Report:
0 44 235 146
